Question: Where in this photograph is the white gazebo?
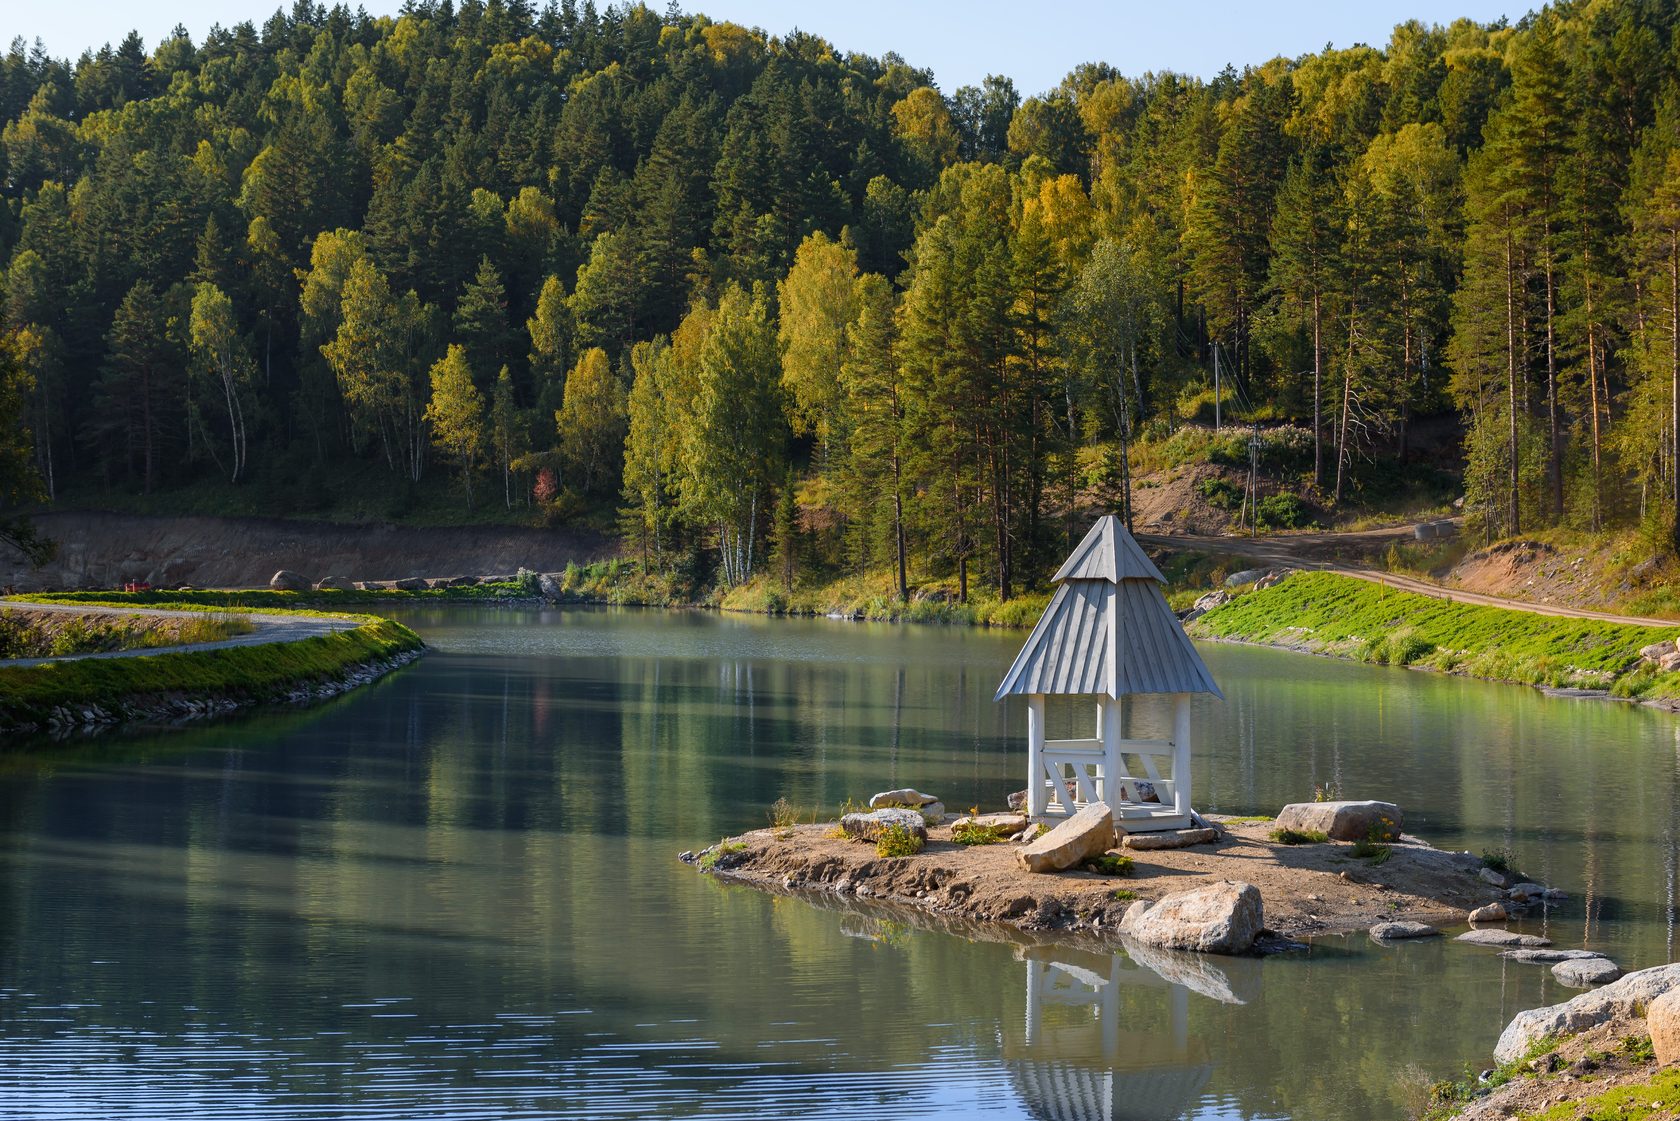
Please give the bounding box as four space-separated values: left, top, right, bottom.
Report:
994 516 1221 832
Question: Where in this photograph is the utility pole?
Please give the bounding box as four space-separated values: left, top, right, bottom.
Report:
1247 425 1262 536
1213 343 1221 431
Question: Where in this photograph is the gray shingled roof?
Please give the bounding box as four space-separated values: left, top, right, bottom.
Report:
994 516 1222 700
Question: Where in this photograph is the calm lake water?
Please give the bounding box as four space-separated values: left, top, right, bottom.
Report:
2 605 1679 1120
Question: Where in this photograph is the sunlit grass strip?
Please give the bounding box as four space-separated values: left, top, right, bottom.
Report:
1189 571 1680 698
0 615 423 725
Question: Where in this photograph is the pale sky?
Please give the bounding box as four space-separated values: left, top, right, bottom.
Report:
7 1 1527 95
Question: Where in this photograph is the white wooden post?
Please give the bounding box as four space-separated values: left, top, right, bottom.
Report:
1027 694 1047 816
1172 693 1192 818
1099 695 1121 805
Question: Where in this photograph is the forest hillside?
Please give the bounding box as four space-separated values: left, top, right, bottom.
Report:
2 0 1679 602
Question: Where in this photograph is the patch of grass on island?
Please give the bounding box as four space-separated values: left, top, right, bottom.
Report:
0 613 422 727
1188 571 1680 697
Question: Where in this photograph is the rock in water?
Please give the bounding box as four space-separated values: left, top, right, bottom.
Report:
869 788 940 809
1370 921 1439 940
269 569 310 592
1552 958 1623 987
839 808 928 844
1508 882 1549 902
1273 800 1404 842
1016 802 1116 873
1501 948 1610 964
1494 963 1680 1062
1469 902 1508 923
1457 929 1552 948
1649 989 1680 1066
951 813 1028 840
1121 881 1264 955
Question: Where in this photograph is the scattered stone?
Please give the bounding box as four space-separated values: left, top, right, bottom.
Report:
1224 568 1271 587
677 850 696 864
1661 651 1680 673
869 788 940 809
314 576 355 591
1370 921 1440 940
446 575 480 587
951 813 1028 841
1508 882 1549 902
1181 590 1231 622
1639 641 1671 661
1501 949 1610 964
1121 880 1264 955
1457 929 1552 948
1006 789 1028 812
917 802 946 823
1494 962 1680 1062
1552 958 1623 987
1016 802 1116 874
1469 902 1508 923
1254 570 1289 590
538 573 562 601
269 570 310 592
357 581 388 591
1649 988 1680 1066
1478 866 1510 887
394 577 429 591
1121 826 1219 851
839 808 928 844
1274 800 1403 842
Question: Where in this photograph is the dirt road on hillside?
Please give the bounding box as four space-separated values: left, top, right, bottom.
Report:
1140 523 1679 628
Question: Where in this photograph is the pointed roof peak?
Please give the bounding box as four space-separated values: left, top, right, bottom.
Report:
1051 515 1165 584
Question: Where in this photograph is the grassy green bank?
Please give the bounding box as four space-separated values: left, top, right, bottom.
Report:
0 604 424 735
1189 571 1680 701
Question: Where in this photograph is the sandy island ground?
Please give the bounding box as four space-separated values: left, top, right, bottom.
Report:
692 815 1519 944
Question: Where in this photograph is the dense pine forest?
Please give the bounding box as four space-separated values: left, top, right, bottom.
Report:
2 0 1680 599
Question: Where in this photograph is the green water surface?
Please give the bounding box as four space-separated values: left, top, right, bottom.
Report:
1 604 1676 1120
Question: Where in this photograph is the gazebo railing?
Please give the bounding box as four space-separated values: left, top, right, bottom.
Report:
1037 736 1179 815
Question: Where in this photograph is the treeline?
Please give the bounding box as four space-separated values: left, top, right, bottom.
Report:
2 1 1680 597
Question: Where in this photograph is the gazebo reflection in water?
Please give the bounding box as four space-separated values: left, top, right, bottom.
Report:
1005 938 1256 1121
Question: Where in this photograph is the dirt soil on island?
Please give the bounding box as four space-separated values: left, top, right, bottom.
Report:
4 511 611 591
697 816 1516 944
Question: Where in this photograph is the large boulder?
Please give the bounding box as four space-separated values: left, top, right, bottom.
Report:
1121 880 1264 955
1457 929 1551 948
1650 989 1680 1066
1501 948 1609 964
1122 827 1219 851
869 788 939 809
839 808 928 844
393 577 429 591
1495 963 1680 1062
952 812 1028 840
1370 921 1439 941
1469 902 1508 923
1181 590 1231 622
538 573 563 602
269 570 310 592
1274 800 1403 842
1552 957 1623 987
1007 789 1029 811
314 576 355 591
1016 802 1116 873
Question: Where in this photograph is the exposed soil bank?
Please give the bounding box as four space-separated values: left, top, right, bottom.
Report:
4 511 609 591
688 816 1513 945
